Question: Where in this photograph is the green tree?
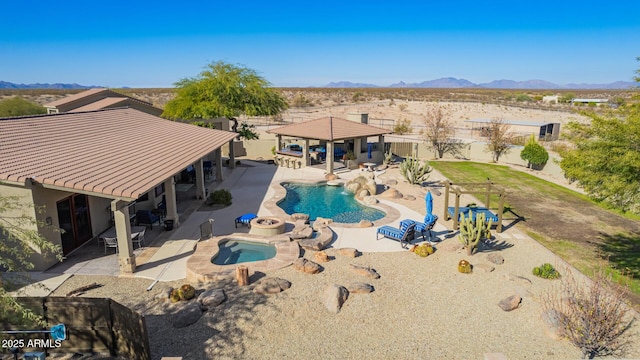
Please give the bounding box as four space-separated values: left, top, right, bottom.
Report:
162 61 288 140
1 192 62 330
559 104 640 214
0 97 46 117
520 134 549 169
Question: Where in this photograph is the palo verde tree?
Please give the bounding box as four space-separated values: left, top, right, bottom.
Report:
162 61 288 140
485 118 514 162
1 192 62 330
420 104 464 159
559 57 640 215
0 96 46 117
520 134 549 169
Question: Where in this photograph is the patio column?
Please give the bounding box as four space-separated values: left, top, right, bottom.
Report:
303 138 309 166
165 178 179 227
228 140 236 169
111 200 135 274
378 135 385 163
194 159 206 200
275 135 282 152
326 141 334 174
215 148 223 182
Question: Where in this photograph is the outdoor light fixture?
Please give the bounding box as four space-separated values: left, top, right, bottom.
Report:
45 217 53 225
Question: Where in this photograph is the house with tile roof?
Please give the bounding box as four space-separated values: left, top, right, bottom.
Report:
0 108 237 273
44 88 163 116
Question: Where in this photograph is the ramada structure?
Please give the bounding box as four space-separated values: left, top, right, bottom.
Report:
267 116 391 174
0 107 238 273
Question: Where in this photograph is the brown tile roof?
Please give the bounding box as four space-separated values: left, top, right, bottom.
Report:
0 108 237 200
69 97 128 112
44 88 110 107
266 117 391 141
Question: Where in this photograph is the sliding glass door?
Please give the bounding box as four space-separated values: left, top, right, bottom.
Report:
56 194 93 255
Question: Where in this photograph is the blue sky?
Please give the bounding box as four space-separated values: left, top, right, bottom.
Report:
1 0 639 88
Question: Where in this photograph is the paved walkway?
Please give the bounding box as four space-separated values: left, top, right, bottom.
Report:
12 160 472 295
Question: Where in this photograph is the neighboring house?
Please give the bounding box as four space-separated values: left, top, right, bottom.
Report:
0 108 237 273
43 88 163 116
571 98 609 106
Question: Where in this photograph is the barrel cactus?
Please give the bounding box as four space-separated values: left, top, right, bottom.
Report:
169 289 181 303
458 212 493 256
458 259 472 274
178 284 196 301
414 243 435 257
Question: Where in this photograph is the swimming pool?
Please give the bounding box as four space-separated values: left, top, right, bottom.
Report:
277 182 385 223
211 240 277 265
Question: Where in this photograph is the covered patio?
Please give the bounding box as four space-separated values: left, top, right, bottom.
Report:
0 108 238 275
266 116 391 174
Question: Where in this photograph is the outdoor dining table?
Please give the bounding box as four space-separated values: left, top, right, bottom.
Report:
98 225 146 241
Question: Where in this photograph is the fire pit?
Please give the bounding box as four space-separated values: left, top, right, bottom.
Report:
249 216 286 236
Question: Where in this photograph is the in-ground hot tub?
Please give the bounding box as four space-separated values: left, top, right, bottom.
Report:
212 239 276 265
249 216 286 236
186 233 299 283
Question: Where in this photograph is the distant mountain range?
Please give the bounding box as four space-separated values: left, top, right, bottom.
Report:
0 81 100 89
325 77 637 89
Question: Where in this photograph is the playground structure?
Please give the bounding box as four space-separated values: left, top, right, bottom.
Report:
442 180 507 233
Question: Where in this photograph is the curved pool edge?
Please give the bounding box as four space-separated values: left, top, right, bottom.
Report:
186 233 299 283
263 179 400 228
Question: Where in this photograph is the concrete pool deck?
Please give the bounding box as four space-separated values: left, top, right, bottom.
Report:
15 160 453 295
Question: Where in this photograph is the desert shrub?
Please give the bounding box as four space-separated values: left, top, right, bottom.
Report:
208 189 232 206
398 103 408 111
541 267 634 359
393 118 412 134
515 93 533 102
0 96 46 117
383 150 394 165
520 135 549 168
290 93 313 108
532 263 560 279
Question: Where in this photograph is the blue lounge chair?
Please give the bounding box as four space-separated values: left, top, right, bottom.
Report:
376 222 416 249
400 218 438 242
235 213 258 228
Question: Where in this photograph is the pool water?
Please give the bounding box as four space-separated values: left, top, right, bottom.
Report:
212 240 277 265
278 182 385 223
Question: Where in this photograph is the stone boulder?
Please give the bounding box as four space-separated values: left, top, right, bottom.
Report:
325 173 339 180
474 263 495 273
357 189 370 200
322 284 349 314
345 182 360 193
290 213 310 222
498 295 522 311
290 223 314 240
380 188 403 199
292 258 322 274
198 288 226 308
487 253 505 265
339 248 360 258
357 220 373 228
172 303 204 328
347 282 374 294
403 194 416 201
314 251 330 263
313 217 333 228
299 226 334 251
385 179 397 186
349 264 380 279
254 277 291 295
362 196 378 205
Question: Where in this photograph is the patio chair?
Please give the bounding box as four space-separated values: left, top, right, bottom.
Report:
132 228 146 249
103 237 118 255
235 213 258 228
400 218 439 242
376 222 416 249
136 210 161 229
203 161 213 179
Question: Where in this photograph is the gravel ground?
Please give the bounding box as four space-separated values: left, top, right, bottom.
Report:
45 167 640 360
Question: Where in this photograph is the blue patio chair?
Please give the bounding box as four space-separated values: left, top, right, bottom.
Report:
235 213 258 228
376 222 416 249
203 161 213 178
136 210 161 229
400 217 439 242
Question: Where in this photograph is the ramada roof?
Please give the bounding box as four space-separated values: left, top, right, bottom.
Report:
0 108 237 200
266 116 391 141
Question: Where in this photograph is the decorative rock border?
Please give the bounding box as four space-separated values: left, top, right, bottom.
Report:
186 233 299 283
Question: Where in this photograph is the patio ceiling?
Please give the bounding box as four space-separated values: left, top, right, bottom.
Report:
0 108 238 200
266 116 390 141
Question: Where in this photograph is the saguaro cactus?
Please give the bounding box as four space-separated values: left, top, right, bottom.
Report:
458 212 493 255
